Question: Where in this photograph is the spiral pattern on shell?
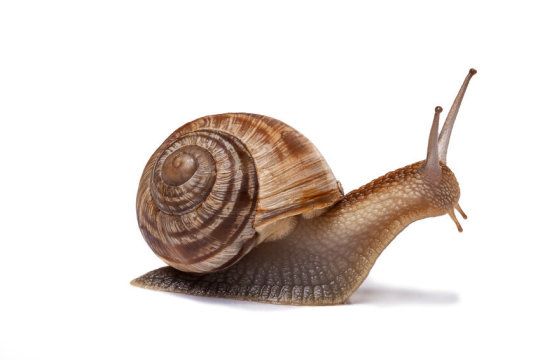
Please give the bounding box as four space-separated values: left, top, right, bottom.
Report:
137 129 259 273
137 113 343 273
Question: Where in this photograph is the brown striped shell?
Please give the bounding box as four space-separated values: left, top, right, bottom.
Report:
136 113 343 273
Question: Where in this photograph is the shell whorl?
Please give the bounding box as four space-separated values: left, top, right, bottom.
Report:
138 129 259 273
137 113 343 273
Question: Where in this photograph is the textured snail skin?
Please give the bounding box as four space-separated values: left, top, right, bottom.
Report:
132 161 461 305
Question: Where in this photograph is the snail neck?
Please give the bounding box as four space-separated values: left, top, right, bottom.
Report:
297 162 442 267
328 182 432 257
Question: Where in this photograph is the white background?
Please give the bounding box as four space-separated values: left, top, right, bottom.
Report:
1 1 539 359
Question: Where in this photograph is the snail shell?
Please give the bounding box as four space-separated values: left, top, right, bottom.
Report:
136 113 342 273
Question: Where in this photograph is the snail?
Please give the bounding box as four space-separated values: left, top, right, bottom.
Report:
132 69 477 305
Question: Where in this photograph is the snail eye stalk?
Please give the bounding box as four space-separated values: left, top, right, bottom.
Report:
424 106 443 181
438 68 477 163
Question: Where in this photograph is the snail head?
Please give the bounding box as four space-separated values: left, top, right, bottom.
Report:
421 68 477 232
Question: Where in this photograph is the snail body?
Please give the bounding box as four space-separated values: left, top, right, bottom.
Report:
132 69 477 305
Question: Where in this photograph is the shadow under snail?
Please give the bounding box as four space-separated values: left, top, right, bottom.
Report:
132 69 477 305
